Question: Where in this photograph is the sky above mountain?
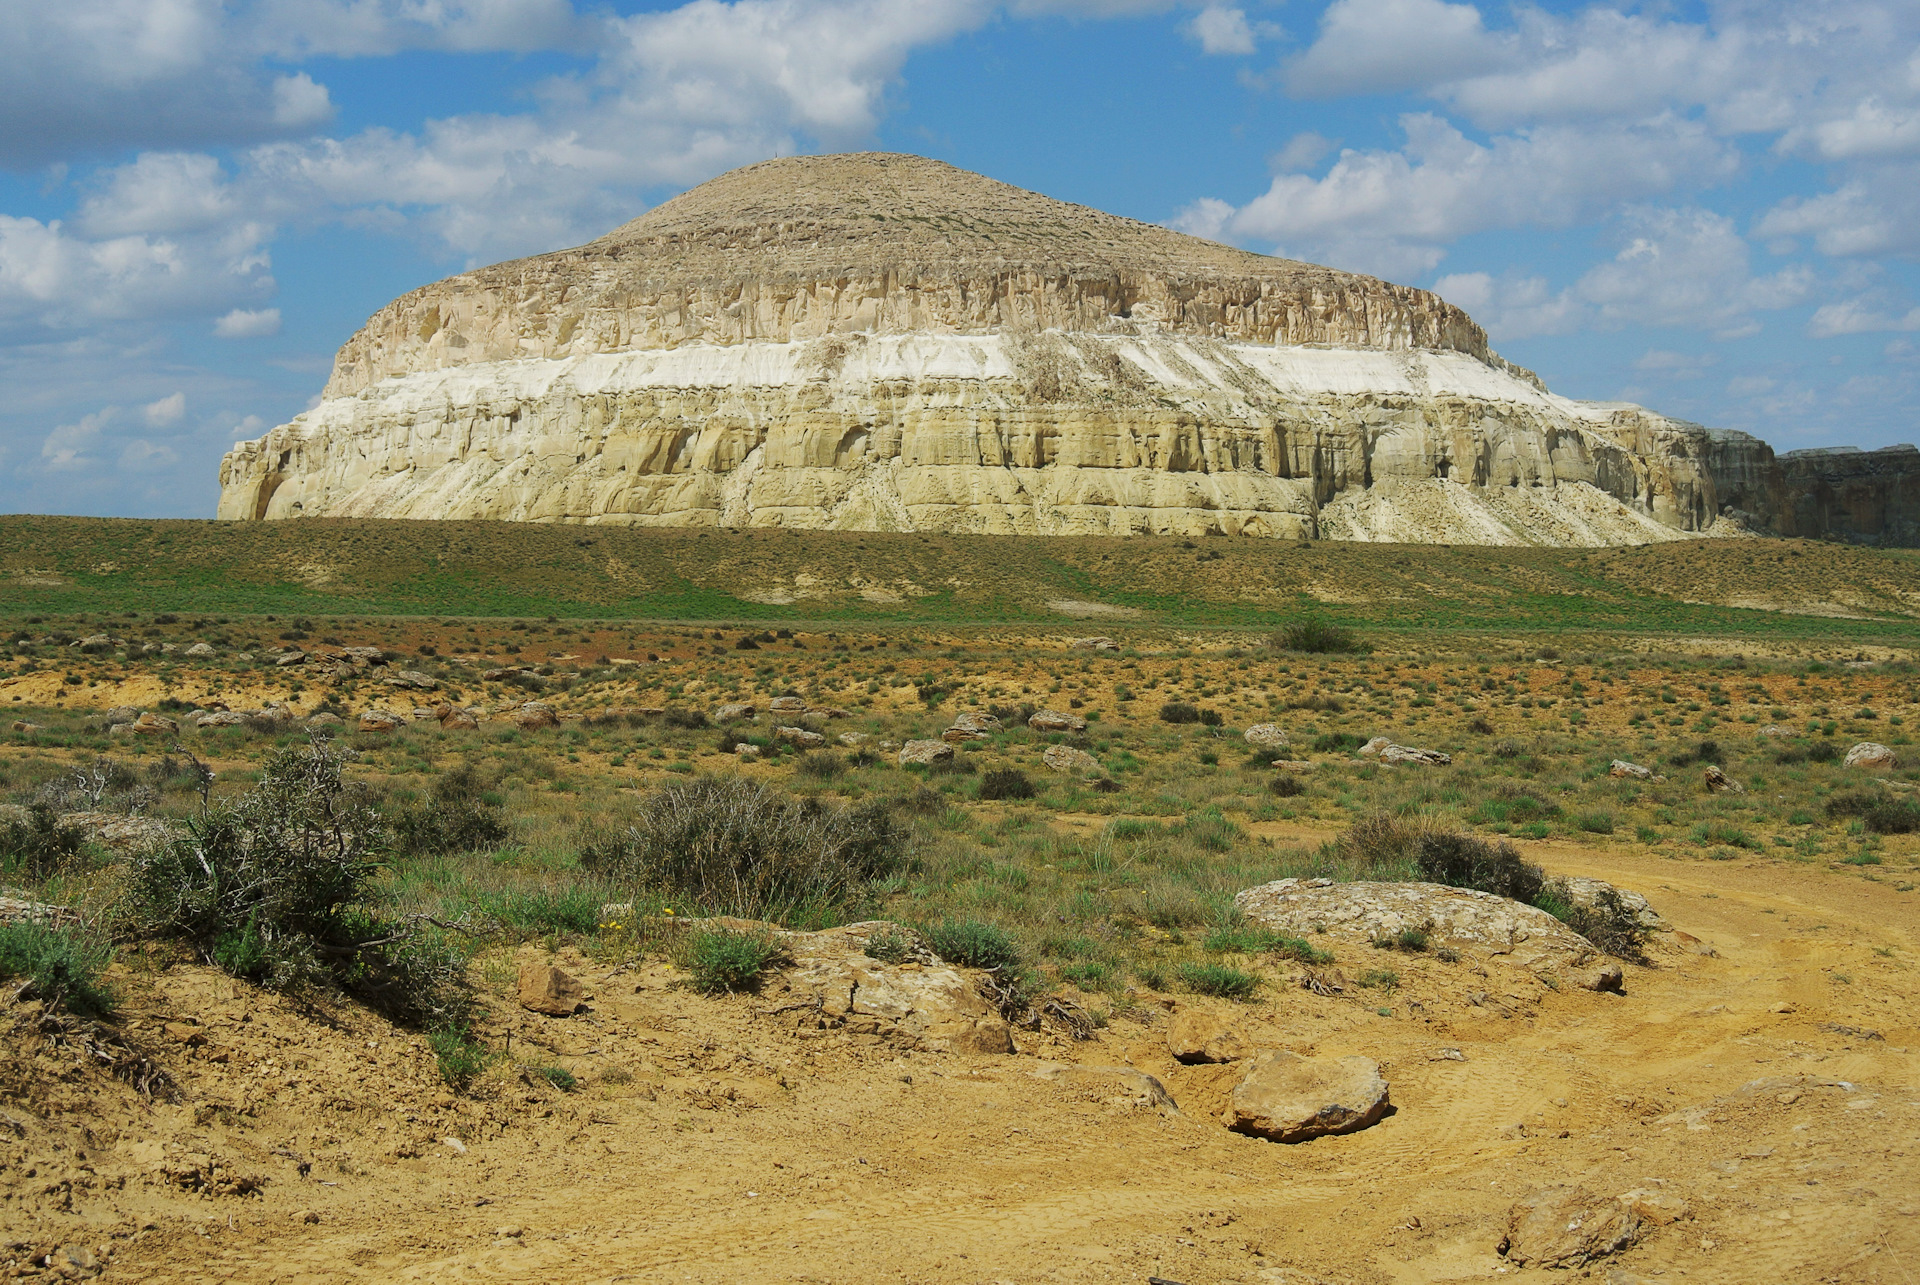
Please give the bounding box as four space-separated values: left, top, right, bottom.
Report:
4 0 1919 517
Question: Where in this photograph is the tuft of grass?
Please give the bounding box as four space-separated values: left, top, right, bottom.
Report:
684 927 785 994
1357 968 1400 992
925 919 1021 972
537 1065 578 1092
1176 961 1260 1000
428 1023 487 1090
863 926 914 964
0 921 115 1017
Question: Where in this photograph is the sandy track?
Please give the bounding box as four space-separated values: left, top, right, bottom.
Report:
8 846 1915 1285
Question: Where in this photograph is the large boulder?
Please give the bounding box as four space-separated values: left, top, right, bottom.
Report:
1225 1051 1391 1143
1359 735 1452 765
1243 724 1290 750
713 702 756 723
1556 876 1668 931
768 695 807 713
1845 741 1897 770
357 709 404 733
512 701 561 730
1703 764 1744 794
779 923 1013 1054
942 711 1001 742
898 739 954 766
1499 1187 1640 1268
1042 744 1102 776
386 669 440 691
1608 759 1662 780
1028 709 1088 733
776 726 826 748
104 706 140 726
59 811 176 854
130 711 179 737
1235 878 1597 958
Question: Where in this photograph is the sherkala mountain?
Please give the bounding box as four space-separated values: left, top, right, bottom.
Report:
217 153 1920 546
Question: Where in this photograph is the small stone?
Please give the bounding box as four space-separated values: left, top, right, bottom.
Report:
1500 1186 1640 1268
1069 637 1118 651
1756 724 1792 738
130 710 179 737
1703 764 1744 794
1577 961 1625 993
776 726 826 747
276 650 307 667
898 739 954 766
438 706 480 731
1225 1051 1391 1143
517 961 584 1016
837 732 871 747
1271 759 1315 773
713 702 756 722
942 710 1000 742
296 1210 321 1225
103 706 140 726
442 1137 469 1155
1619 1187 1690 1226
768 695 807 713
733 743 761 758
185 642 216 657
1166 1008 1252 1064
1609 759 1655 780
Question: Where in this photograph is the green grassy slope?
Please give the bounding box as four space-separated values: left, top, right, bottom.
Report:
4 516 1920 637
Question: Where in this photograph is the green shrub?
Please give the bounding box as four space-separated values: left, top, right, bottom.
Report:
1272 620 1363 654
1203 924 1333 964
1177 962 1259 1000
390 763 510 856
1268 774 1306 798
1576 811 1616 835
0 804 86 878
685 927 784 994
1310 732 1365 754
581 776 909 920
537 1065 578 1092
1826 791 1920 835
1158 701 1201 724
977 768 1036 801
1690 819 1761 849
1536 880 1650 963
796 750 845 780
127 741 472 1029
925 919 1021 972
0 921 114 1017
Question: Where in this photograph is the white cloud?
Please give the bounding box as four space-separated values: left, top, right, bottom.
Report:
1188 5 1255 56
1269 132 1333 173
213 307 281 338
1807 297 1920 338
1188 113 1733 280
1287 0 1506 98
41 406 114 471
143 391 186 425
1432 208 1810 343
0 211 274 333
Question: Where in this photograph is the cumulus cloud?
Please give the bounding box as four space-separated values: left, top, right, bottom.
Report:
1187 5 1256 56
1287 0 1506 98
1432 208 1810 342
214 307 281 338
1181 113 1734 280
142 392 186 425
1807 297 1920 338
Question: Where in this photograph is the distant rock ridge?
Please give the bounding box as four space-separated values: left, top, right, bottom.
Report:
217 152 1920 546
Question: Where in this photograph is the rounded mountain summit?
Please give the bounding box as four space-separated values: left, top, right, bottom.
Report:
217 152 1842 545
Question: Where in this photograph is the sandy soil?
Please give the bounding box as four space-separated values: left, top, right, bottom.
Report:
4 839 1915 1284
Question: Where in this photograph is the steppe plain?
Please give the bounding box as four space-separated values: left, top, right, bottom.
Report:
1 518 1916 1285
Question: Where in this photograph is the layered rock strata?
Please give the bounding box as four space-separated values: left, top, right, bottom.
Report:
217 153 1908 545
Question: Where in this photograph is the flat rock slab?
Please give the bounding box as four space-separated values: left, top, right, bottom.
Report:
1226 1050 1390 1143
1042 744 1101 775
1234 878 1597 958
518 962 585 1016
898 739 955 766
1501 1186 1641 1267
781 923 1013 1055
1167 1008 1252 1064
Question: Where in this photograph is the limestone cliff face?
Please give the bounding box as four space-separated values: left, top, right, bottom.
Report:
217 152 1904 545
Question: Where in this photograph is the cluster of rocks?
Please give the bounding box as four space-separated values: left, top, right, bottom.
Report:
1500 1183 1690 1268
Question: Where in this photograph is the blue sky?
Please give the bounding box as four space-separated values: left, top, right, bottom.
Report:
4 0 1920 517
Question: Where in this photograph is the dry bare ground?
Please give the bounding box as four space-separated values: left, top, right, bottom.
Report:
4 838 1913 1285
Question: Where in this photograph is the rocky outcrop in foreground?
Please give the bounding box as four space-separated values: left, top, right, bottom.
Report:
218 153 1917 545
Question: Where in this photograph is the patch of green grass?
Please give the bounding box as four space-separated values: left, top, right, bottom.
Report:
684 927 785 994
1176 961 1259 1000
0 921 114 1018
924 919 1021 971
